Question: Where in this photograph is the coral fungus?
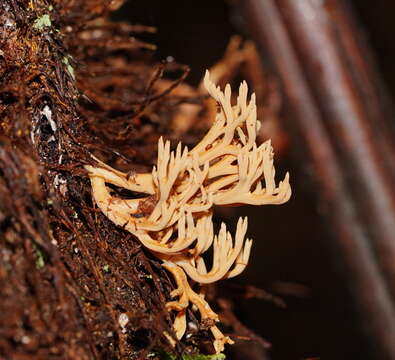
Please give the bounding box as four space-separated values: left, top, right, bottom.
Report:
85 71 291 353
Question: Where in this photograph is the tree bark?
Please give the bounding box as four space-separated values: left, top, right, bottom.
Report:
0 1 181 359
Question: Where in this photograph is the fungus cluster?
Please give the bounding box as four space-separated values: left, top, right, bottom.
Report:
85 71 291 353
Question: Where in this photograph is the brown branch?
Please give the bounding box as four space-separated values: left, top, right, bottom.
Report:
238 0 395 358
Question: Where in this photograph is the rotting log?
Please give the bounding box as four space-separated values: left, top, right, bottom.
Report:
237 0 395 359
0 1 183 359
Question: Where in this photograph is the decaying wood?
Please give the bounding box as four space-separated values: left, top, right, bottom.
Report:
0 1 192 358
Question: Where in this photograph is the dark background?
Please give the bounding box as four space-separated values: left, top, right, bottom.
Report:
113 1 395 359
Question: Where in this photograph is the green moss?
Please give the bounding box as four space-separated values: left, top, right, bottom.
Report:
62 57 75 80
33 14 51 29
33 244 46 269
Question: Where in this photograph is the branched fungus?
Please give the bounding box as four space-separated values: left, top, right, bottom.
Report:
85 71 291 353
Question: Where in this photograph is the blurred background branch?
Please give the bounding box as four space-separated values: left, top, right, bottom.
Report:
236 0 395 359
